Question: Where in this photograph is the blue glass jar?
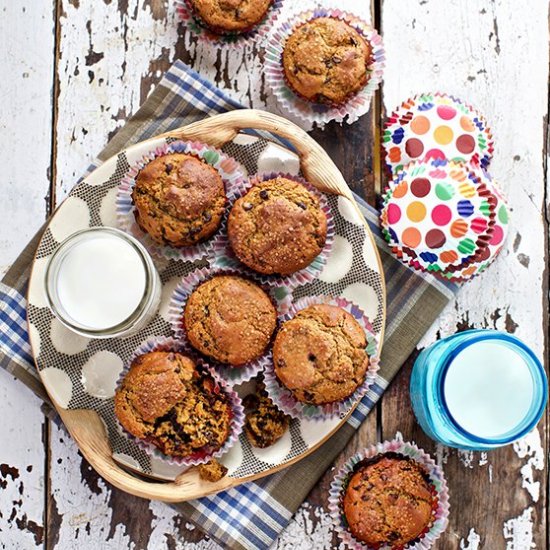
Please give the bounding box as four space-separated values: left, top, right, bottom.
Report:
410 329 547 450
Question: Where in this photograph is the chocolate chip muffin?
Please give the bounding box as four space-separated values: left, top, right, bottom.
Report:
282 17 372 105
343 453 435 548
132 153 226 248
189 0 272 34
114 351 232 458
273 304 369 405
243 382 290 448
227 177 327 275
198 459 228 482
184 275 277 365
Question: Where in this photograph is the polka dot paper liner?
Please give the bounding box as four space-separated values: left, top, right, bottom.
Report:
383 92 494 174
380 158 497 273
115 336 245 467
438 178 509 282
328 436 450 550
175 0 284 49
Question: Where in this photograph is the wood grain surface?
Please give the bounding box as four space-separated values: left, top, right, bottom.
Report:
0 0 548 548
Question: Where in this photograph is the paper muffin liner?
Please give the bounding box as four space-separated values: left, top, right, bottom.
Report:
383 91 494 175
328 436 450 549
175 0 283 49
263 295 380 420
116 140 246 263
380 158 496 274
115 335 245 467
209 172 335 290
437 178 509 282
265 8 385 126
168 265 292 385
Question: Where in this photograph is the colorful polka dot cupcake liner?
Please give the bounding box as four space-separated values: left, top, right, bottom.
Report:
175 0 283 49
263 295 380 421
208 172 335 291
116 140 246 263
383 92 494 174
265 8 385 126
328 436 450 550
437 178 509 282
115 335 245 467
168 265 292 386
380 158 497 273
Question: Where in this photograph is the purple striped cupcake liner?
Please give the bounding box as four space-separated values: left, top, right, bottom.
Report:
168 266 292 385
116 139 246 263
263 295 380 420
175 0 284 49
115 335 245 467
328 436 450 549
209 172 335 290
265 8 385 126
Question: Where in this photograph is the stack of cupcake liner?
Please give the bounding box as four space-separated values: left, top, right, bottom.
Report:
380 92 509 283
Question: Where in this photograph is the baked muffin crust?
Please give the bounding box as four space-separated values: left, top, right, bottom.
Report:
343 454 435 547
273 304 369 405
282 17 371 105
184 275 277 365
132 153 226 248
227 177 327 275
189 0 272 33
114 351 232 458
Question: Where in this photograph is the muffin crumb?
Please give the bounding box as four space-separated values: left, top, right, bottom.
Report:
198 459 228 482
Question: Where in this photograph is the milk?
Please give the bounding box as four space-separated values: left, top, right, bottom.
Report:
443 341 535 439
55 233 147 330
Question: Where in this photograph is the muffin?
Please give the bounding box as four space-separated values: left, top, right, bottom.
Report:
282 17 371 105
189 0 272 34
273 304 369 405
243 382 290 448
198 459 228 482
342 453 435 547
114 351 232 458
227 177 327 275
132 153 226 248
184 275 277 365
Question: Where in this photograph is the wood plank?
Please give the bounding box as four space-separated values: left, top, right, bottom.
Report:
379 0 549 547
0 0 55 547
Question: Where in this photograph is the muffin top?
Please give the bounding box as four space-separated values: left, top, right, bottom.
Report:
189 0 272 33
184 275 277 365
273 304 369 405
132 153 226 248
343 454 435 547
114 351 232 458
227 177 327 275
282 17 371 105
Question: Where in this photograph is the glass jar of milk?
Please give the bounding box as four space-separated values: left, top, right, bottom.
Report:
410 329 547 450
46 227 161 338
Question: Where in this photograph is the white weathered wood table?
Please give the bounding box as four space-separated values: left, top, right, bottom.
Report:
0 0 548 548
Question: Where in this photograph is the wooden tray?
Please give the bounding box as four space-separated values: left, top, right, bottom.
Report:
27 109 386 502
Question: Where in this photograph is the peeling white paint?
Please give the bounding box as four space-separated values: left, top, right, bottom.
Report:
503 507 535 549
513 428 544 503
460 527 481 549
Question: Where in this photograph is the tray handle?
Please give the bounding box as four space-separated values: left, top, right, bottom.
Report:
160 109 355 199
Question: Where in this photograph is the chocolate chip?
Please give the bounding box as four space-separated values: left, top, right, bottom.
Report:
303 390 315 402
203 211 212 222
331 55 342 64
296 201 307 210
308 353 316 361
350 36 358 46
174 367 181 374
243 202 253 211
380 473 388 482
388 531 400 542
259 189 269 200
165 163 173 174
277 359 286 368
